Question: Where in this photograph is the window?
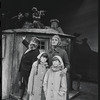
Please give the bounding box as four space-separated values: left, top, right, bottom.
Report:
38 40 45 49
38 39 48 52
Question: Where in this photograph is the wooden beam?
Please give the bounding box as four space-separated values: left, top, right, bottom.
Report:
69 90 80 100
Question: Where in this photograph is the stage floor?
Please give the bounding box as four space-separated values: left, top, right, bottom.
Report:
3 81 98 100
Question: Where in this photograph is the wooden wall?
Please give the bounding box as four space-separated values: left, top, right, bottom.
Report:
2 34 14 99
2 34 26 98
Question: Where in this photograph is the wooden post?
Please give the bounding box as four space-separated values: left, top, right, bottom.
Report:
66 72 70 100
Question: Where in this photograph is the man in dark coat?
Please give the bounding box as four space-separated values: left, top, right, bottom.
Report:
18 36 40 100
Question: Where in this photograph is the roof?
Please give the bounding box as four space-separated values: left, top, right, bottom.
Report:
2 28 75 38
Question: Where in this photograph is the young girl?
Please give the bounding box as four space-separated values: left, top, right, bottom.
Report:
27 52 49 100
43 55 67 100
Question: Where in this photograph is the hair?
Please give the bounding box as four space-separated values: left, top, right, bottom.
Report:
38 53 49 64
51 56 62 70
30 37 40 44
50 19 59 23
36 53 49 75
32 7 37 11
50 35 62 47
52 57 60 63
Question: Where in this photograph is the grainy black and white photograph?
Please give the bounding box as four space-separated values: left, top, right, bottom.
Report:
2 0 98 100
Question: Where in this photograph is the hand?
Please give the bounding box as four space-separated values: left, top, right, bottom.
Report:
22 36 26 40
18 12 24 19
27 89 34 95
58 91 64 96
31 91 34 95
27 91 32 95
63 68 67 73
45 26 50 29
60 68 67 77
62 68 67 73
66 65 70 72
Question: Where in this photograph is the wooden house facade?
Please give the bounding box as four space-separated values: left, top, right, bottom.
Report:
2 28 75 99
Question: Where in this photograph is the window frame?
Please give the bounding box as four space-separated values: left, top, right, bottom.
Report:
38 38 48 52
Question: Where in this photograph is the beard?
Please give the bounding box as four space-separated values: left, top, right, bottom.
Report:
29 44 37 50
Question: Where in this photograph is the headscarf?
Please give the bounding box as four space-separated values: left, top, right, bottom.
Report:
37 52 45 59
37 52 48 67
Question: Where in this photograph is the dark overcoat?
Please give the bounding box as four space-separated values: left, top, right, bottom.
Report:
47 47 70 69
19 39 40 82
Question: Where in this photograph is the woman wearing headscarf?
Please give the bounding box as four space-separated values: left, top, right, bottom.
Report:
47 35 70 71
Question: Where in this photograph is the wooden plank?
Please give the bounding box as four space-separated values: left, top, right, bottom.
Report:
69 90 80 100
9 93 20 100
2 34 15 99
2 29 75 38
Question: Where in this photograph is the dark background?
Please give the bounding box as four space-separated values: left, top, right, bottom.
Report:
2 0 98 82
2 0 98 52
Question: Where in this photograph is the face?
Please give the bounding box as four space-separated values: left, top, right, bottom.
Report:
52 60 60 68
51 37 59 46
29 41 37 50
51 22 58 28
40 56 47 63
25 13 29 17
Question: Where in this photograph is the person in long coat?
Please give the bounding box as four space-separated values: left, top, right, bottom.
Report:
27 52 49 100
43 55 67 100
18 36 40 100
47 35 70 70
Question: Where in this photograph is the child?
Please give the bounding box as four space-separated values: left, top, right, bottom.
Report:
27 52 49 100
43 55 67 100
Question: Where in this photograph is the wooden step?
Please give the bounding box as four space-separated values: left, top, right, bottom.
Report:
69 90 80 99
